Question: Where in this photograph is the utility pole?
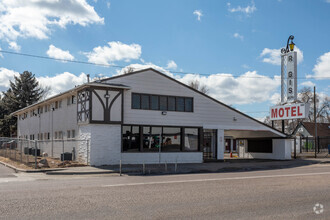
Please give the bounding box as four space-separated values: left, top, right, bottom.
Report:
314 86 317 158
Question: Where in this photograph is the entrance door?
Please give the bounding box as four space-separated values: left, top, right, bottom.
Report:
203 130 217 160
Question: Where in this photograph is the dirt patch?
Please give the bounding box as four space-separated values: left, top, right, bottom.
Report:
0 156 33 170
0 153 86 170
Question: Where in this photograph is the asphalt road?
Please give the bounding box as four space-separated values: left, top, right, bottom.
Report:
0 164 15 178
0 164 329 220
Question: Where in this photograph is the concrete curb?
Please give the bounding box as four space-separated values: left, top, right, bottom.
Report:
0 160 67 173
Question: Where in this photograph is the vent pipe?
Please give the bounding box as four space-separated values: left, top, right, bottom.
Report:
87 74 90 83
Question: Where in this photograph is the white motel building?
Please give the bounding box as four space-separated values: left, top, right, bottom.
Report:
13 68 291 166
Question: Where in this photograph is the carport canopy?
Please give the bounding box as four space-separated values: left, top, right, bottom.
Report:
224 129 286 139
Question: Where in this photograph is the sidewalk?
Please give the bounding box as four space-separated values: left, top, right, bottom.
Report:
44 158 330 175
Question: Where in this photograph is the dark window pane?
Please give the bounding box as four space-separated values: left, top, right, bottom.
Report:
132 94 141 109
185 98 193 112
122 126 131 152
184 128 198 151
141 95 150 109
130 126 140 152
168 97 175 111
143 126 160 152
162 127 181 152
151 95 159 110
160 96 167 111
247 139 272 153
176 97 184 112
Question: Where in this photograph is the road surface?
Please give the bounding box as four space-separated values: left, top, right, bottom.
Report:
0 163 329 219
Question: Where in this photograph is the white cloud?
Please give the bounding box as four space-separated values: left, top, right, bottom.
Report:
308 52 330 79
0 0 103 44
116 64 280 105
260 47 303 65
178 71 281 105
166 60 177 70
37 72 87 97
300 81 315 87
8 41 21 51
85 41 142 65
242 64 250 69
193 10 203 21
0 67 19 91
107 1 111 9
227 1 257 14
46 45 74 61
270 93 281 105
233 33 244 40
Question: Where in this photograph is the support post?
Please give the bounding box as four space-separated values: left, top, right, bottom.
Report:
34 141 38 169
62 139 65 161
314 86 317 158
20 139 23 163
120 160 122 176
294 138 296 159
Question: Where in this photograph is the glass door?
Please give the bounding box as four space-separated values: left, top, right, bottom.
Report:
203 130 217 160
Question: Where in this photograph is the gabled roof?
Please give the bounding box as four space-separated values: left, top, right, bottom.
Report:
101 68 286 137
299 122 330 137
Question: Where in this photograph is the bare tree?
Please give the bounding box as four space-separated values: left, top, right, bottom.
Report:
188 79 209 94
124 67 135 74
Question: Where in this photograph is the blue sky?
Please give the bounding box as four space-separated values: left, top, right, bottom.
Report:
0 0 329 120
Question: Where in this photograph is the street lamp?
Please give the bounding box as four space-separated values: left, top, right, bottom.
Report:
281 35 295 54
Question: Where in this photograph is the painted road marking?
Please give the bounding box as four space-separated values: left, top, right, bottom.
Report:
102 172 330 187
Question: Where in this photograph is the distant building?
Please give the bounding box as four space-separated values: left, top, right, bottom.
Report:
12 68 291 166
292 122 330 152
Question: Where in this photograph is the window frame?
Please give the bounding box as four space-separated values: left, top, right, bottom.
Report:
121 124 201 153
131 92 194 113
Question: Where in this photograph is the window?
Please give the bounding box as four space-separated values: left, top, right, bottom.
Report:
141 95 149 110
55 101 58 109
72 95 76 104
67 97 71 105
122 126 140 152
72 130 75 138
151 95 159 110
176 97 184 112
143 126 161 152
59 100 62 108
132 94 141 109
162 127 181 152
168 97 176 111
45 105 48 112
184 128 198 151
122 125 200 152
67 130 71 139
55 132 58 139
59 131 63 139
160 96 167 111
247 139 272 153
131 93 193 112
185 98 193 112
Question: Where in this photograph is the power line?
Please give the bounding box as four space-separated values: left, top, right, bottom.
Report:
1 49 329 80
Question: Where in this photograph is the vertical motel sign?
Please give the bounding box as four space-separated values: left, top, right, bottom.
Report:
270 36 308 121
285 51 297 102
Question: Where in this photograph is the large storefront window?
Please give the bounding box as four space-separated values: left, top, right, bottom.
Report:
122 126 140 152
122 125 200 152
142 126 161 152
162 127 181 152
184 128 199 151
